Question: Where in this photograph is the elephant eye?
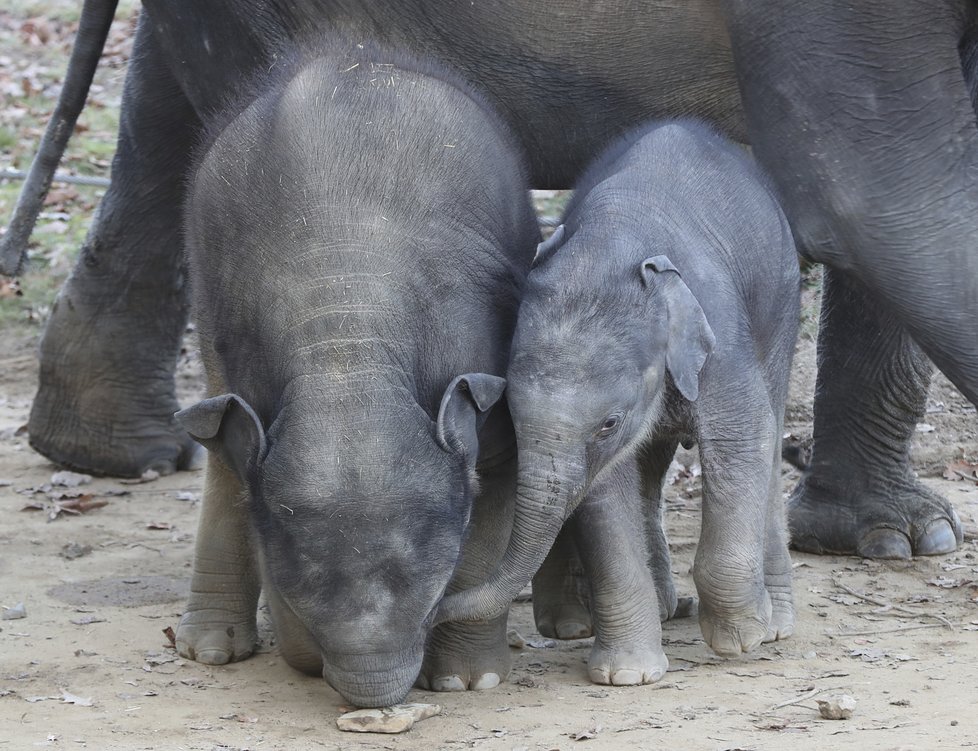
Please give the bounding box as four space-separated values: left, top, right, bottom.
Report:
596 414 621 439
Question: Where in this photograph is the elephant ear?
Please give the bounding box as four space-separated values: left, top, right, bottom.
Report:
531 224 566 268
436 373 507 460
640 255 716 401
175 394 267 480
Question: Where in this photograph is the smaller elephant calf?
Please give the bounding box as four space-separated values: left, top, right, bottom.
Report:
440 119 800 684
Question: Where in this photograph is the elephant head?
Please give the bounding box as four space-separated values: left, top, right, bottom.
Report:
437 222 715 624
177 372 506 706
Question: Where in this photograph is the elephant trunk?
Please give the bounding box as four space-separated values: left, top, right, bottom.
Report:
321 642 425 708
437 443 584 624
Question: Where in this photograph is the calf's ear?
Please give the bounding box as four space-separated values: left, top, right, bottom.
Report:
532 224 566 268
640 255 716 401
175 394 267 479
436 373 507 460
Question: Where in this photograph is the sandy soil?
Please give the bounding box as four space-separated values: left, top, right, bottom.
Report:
1 317 977 751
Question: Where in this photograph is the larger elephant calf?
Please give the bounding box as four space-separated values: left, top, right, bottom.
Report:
173 40 540 707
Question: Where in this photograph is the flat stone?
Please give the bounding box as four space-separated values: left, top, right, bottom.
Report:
336 703 441 734
817 694 856 720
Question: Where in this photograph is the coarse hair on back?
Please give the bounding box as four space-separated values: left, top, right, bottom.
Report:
561 117 771 221
186 33 530 199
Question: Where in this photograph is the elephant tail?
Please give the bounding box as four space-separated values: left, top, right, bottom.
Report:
0 0 119 276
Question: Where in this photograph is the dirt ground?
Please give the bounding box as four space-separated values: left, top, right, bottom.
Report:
1 311 977 751
3 5 978 750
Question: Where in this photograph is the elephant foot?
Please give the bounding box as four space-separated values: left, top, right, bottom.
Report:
417 617 510 692
698 590 772 658
175 604 258 665
28 290 197 478
534 599 593 640
532 571 593 639
588 641 668 686
788 472 962 558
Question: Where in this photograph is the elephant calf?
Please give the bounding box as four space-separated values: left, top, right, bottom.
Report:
440 119 799 683
174 41 539 707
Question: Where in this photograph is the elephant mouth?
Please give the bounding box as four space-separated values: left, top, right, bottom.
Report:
321 644 425 708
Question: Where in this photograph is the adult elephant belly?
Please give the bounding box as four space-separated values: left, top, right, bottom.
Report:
142 0 746 189
407 0 746 187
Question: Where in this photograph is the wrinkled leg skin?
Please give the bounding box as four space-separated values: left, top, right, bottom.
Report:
694 370 792 657
572 463 668 686
531 525 593 640
638 439 684 621
27 15 200 478
175 451 261 665
417 453 516 693
533 441 691 641
723 0 978 556
789 271 963 558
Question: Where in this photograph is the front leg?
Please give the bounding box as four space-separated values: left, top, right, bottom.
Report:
574 462 667 686
419 431 516 693
175 453 261 664
694 383 780 657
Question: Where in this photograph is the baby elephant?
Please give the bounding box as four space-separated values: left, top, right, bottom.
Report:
440 120 799 684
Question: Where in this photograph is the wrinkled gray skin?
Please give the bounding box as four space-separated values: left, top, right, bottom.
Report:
5 0 976 702
18 1 970 568
440 122 799 681
173 43 539 708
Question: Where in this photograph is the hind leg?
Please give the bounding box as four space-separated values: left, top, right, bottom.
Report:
28 14 200 477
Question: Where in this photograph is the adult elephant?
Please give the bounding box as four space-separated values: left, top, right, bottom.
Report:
3 0 973 567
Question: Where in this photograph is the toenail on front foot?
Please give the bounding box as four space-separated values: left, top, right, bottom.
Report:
917 518 960 555
857 527 912 560
555 622 591 639
471 673 500 690
610 669 642 686
431 675 466 692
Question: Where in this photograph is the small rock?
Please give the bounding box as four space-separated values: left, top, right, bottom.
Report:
816 694 856 720
507 629 526 649
60 542 93 560
50 471 92 488
2 603 26 620
336 703 441 734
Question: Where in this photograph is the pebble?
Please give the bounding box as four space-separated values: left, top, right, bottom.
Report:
2 602 26 620
507 629 526 649
817 694 856 720
336 703 441 733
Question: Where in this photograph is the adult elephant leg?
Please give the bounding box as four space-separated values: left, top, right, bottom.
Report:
723 0 978 556
28 14 199 477
788 270 961 558
531 524 593 640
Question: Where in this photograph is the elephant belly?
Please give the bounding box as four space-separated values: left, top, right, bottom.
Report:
144 0 745 189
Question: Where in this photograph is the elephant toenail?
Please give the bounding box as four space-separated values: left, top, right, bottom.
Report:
555 621 591 639
610 669 641 686
916 518 959 555
857 528 911 560
472 673 500 690
431 675 466 692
